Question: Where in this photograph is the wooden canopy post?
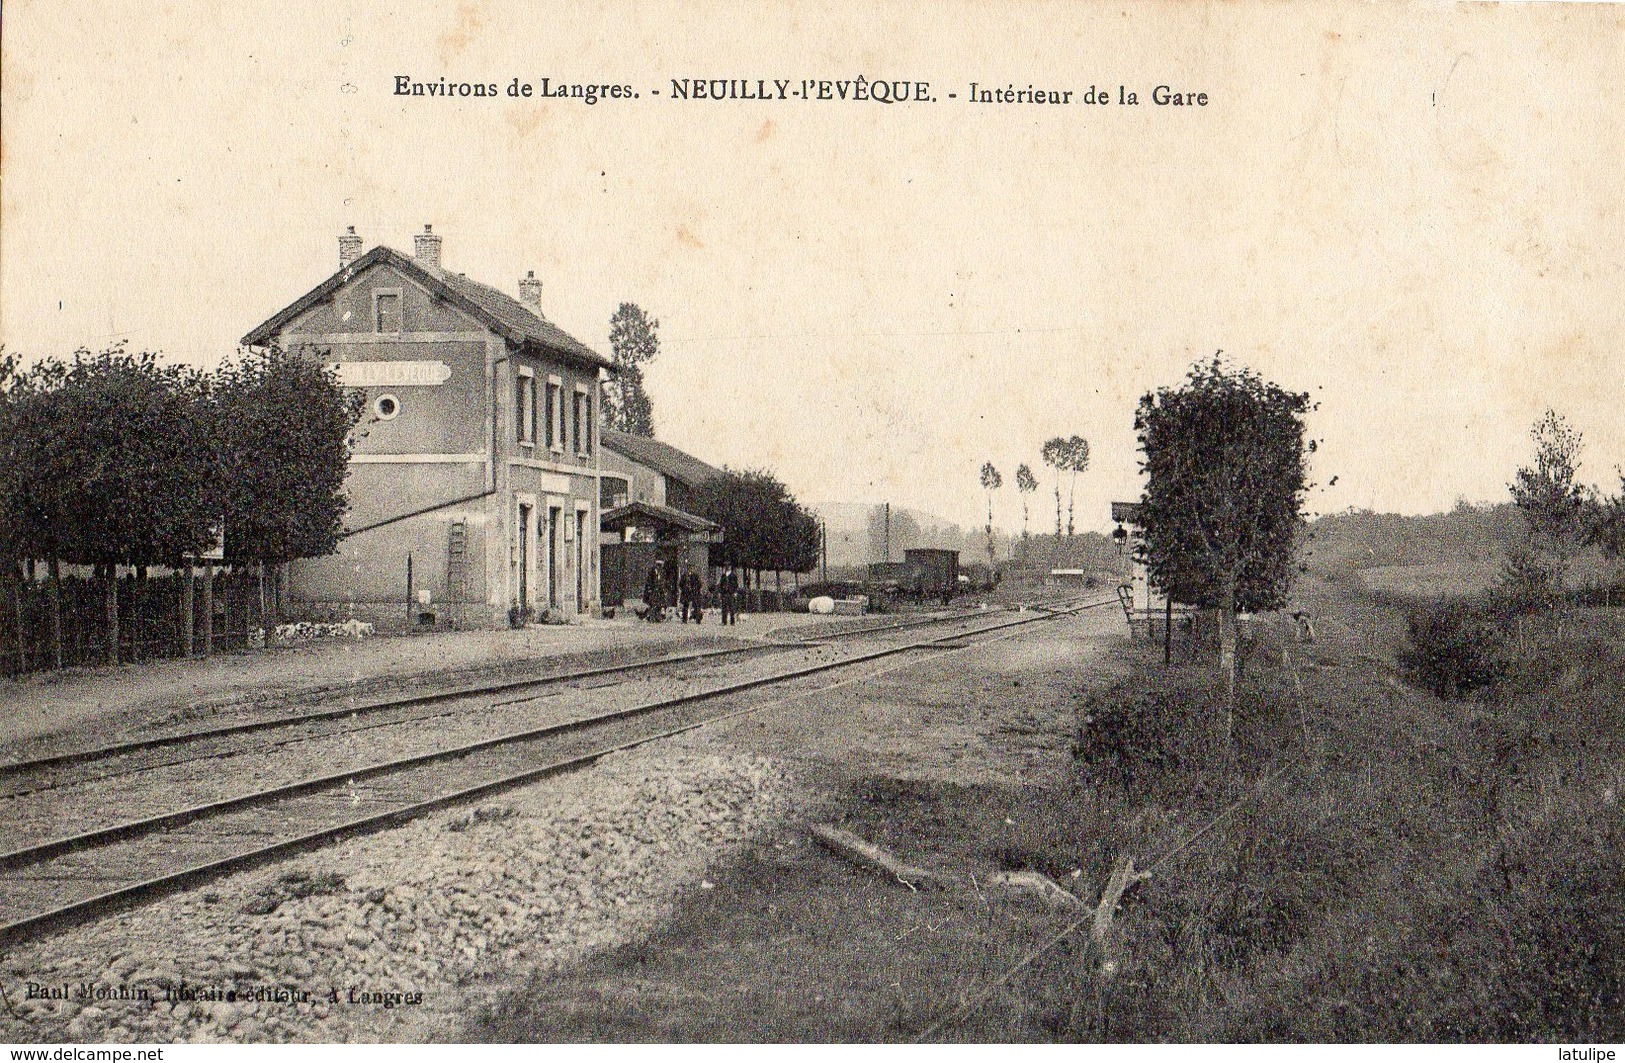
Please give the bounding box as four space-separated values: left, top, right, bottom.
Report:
1165 597 1173 665
181 561 195 657
200 560 214 657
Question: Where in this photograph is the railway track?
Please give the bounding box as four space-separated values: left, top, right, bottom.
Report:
0 596 1113 945
0 603 1003 795
0 646 795 802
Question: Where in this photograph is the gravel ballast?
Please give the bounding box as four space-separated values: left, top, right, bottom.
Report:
0 747 796 1043
0 646 837 850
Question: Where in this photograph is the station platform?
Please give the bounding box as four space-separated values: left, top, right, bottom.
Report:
0 610 830 754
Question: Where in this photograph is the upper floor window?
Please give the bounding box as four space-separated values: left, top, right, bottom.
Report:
546 378 564 451
573 387 591 456
515 368 536 446
374 290 403 333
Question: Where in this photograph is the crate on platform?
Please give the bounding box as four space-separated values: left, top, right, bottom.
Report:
832 596 869 616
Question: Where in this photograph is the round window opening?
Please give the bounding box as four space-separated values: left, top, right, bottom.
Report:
374 394 400 420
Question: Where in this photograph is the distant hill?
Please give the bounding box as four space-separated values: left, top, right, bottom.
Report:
1303 504 1523 575
1303 503 1617 598
810 501 1579 590
808 500 1127 575
811 502 1051 568
809 502 996 567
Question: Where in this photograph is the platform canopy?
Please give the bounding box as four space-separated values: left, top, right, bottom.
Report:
600 500 721 541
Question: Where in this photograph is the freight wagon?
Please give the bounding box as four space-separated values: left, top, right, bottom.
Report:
863 548 960 605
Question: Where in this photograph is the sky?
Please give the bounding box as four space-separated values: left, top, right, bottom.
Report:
3 0 1622 533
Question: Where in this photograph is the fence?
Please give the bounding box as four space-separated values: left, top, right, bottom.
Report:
1570 584 1625 608
1 569 268 678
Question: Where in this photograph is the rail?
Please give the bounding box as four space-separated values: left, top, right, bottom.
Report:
0 596 1116 945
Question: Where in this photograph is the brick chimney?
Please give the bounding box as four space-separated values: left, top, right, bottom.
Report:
338 225 363 268
518 270 542 309
413 224 442 268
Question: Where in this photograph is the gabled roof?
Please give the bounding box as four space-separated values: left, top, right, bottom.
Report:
601 500 720 538
602 429 723 489
240 246 614 372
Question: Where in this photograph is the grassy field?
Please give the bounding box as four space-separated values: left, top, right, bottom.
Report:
1355 560 1504 599
466 586 1623 1042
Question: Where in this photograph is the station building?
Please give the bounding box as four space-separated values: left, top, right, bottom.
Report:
599 429 723 514
241 225 614 627
596 430 723 607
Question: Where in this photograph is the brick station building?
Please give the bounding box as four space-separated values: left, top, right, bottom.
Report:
241 225 613 627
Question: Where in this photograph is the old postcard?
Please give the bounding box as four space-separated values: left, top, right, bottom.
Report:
1 0 1621 1048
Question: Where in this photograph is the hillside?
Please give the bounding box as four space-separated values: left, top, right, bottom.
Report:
809 502 1015 568
1304 503 1618 598
1302 504 1523 575
809 501 1126 575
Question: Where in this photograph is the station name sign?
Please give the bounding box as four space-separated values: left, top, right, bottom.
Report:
329 360 451 387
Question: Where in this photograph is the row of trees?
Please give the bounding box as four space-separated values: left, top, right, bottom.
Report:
686 467 821 590
0 345 362 667
978 435 1094 566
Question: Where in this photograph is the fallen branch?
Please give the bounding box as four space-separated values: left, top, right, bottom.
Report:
1090 855 1151 978
987 870 1084 910
1091 856 1150 946
809 824 950 890
809 824 1084 907
910 849 1147 1041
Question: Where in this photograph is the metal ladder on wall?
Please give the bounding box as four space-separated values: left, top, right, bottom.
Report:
446 519 469 628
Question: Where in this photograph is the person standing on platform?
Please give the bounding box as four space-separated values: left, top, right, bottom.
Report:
643 563 667 623
679 568 703 623
719 564 740 626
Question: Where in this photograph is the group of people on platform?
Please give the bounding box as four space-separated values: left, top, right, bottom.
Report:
641 563 741 626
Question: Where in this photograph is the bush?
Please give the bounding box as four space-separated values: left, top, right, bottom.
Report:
1253 783 1625 1042
1073 672 1302 798
1398 595 1517 699
1074 684 1208 796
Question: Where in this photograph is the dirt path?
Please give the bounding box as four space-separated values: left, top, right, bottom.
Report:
677 607 1128 785
464 607 1133 1041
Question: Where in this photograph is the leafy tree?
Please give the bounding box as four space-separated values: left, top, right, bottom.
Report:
214 346 361 565
687 467 820 584
9 348 220 665
1135 356 1312 724
979 462 1003 570
0 350 66 668
606 303 659 437
774 502 821 578
0 348 20 561
1507 409 1590 594
1016 463 1038 560
1041 435 1091 537
213 345 365 619
0 349 27 669
1589 473 1625 561
1041 438 1066 539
